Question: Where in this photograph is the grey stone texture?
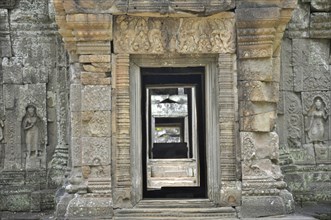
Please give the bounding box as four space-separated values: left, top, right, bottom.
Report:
278 0 331 205
0 0 69 212
0 0 329 219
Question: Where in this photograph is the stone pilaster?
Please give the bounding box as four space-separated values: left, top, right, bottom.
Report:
53 1 113 218
112 54 132 208
236 0 297 217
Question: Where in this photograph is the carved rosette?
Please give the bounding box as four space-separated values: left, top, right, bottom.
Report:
114 14 236 54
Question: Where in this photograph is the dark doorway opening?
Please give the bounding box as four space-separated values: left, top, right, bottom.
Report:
141 67 207 199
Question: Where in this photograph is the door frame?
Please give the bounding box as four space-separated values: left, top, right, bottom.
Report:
130 55 221 205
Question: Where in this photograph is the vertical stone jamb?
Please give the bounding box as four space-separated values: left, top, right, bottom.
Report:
218 54 241 206
112 53 132 208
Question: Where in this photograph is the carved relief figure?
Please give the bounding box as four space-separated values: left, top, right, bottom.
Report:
132 18 150 52
305 97 328 144
22 105 44 157
148 20 164 53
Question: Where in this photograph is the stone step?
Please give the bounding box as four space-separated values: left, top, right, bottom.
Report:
114 207 237 220
135 199 217 208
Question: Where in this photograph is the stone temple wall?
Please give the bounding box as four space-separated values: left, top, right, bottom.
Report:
0 0 329 217
0 0 69 212
278 0 331 203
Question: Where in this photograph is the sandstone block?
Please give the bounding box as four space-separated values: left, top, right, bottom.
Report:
66 196 113 219
70 84 82 112
2 57 23 84
287 3 310 38
81 111 111 137
81 72 111 85
241 110 276 132
310 13 331 38
81 137 111 166
238 59 274 82
71 137 82 167
241 196 285 218
79 55 111 63
239 81 279 103
82 85 111 111
311 0 331 12
70 112 81 138
83 64 110 73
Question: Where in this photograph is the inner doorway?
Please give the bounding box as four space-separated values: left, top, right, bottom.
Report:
141 67 206 198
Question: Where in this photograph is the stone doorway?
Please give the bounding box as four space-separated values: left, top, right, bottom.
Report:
125 55 236 208
141 67 206 198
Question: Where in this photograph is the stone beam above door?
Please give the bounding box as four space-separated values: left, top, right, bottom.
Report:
59 0 235 16
113 13 235 54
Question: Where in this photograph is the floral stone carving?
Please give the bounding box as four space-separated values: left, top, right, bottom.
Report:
114 14 235 54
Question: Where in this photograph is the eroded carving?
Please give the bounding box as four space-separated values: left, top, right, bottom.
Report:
305 97 328 144
22 105 44 158
114 15 235 54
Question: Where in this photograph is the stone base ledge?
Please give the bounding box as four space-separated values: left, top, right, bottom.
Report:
65 195 113 219
241 194 293 218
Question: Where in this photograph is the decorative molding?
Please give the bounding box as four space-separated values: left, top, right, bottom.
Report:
218 54 238 182
112 54 131 206
236 4 297 59
114 14 235 54
310 13 331 38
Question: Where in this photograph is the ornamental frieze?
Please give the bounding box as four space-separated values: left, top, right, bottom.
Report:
113 14 235 54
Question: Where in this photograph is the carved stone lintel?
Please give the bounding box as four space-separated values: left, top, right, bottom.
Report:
114 14 235 54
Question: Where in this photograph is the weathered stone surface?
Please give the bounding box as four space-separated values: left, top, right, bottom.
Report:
81 72 111 85
0 0 16 9
71 137 82 167
310 12 331 38
61 0 235 15
12 0 302 218
10 0 49 23
2 57 23 84
278 0 331 207
244 105 275 134
292 39 331 91
280 38 293 91
241 196 286 218
114 14 235 54
82 137 111 166
239 81 279 103
239 59 274 82
81 85 111 111
79 54 111 63
311 0 331 12
0 9 12 57
82 111 111 137
287 2 310 38
66 196 113 218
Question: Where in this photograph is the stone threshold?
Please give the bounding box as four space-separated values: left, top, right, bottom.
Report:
114 199 237 219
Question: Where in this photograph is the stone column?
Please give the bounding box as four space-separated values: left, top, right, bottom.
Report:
236 0 297 217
